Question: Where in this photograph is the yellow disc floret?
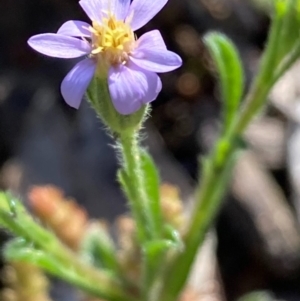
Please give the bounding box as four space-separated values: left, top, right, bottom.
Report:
90 15 135 66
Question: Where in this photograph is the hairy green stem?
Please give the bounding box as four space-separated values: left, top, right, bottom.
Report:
118 132 154 242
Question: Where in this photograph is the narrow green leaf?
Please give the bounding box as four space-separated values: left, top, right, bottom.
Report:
204 32 244 132
4 238 63 275
0 193 60 254
80 223 119 274
274 0 300 62
4 238 135 301
140 150 162 238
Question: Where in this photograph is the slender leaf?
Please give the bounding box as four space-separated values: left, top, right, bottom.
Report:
140 150 162 238
204 32 244 132
275 0 300 62
4 238 64 275
80 223 119 274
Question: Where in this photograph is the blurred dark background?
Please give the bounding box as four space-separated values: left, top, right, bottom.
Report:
2 0 300 300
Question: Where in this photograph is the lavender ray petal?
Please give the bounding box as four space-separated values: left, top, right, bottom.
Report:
79 0 104 23
108 65 143 115
136 30 167 50
114 0 131 20
61 58 96 109
128 62 162 103
108 62 161 115
130 49 182 73
79 0 130 22
57 20 91 38
127 0 168 31
28 34 91 58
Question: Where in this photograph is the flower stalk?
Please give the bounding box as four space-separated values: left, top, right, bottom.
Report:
118 131 160 242
118 132 152 242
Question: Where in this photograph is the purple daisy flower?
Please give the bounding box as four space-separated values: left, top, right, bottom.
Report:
28 0 182 115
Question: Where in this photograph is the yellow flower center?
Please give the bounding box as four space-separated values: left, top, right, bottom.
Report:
89 15 135 66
